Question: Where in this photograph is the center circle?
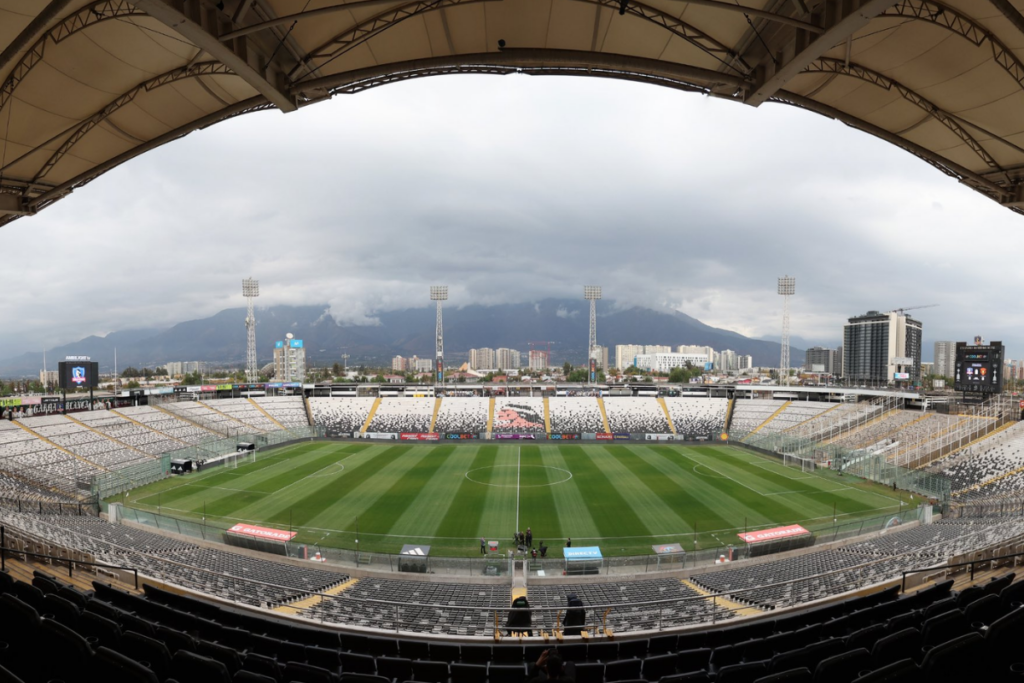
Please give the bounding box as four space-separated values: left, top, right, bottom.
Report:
465 465 573 487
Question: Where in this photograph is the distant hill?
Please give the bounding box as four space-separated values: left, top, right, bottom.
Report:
0 300 800 376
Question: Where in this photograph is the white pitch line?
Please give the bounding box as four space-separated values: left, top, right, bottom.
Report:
516 445 521 532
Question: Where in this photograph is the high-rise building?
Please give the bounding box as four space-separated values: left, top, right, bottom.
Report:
39 370 58 389
634 352 712 373
804 347 836 374
596 346 609 370
413 357 433 373
739 355 753 371
717 349 738 372
843 311 922 384
273 334 306 382
391 356 409 372
163 361 206 378
677 345 714 359
496 348 521 370
528 349 549 371
934 341 956 378
835 345 844 377
469 348 495 370
615 345 644 370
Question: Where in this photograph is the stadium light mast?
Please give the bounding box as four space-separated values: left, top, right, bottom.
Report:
778 276 795 387
431 286 447 385
584 286 601 383
243 278 259 383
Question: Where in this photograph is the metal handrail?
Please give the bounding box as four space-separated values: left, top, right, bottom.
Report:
0 526 140 589
899 548 1024 591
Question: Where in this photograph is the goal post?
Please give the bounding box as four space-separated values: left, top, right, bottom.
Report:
783 453 815 473
224 450 255 469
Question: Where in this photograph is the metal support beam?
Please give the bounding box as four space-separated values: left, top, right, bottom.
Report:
128 0 297 111
0 194 29 216
744 0 899 106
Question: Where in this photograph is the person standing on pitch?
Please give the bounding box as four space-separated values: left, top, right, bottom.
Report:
525 527 533 549
566 537 572 548
480 537 486 555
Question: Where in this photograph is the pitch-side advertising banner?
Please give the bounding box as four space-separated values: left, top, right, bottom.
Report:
495 434 537 440
549 434 580 440
595 433 614 441
645 434 674 441
737 524 810 544
366 432 398 440
227 523 297 542
400 433 440 441
445 433 479 440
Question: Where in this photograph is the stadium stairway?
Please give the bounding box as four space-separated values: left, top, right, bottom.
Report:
197 401 251 431
430 399 442 433
724 399 735 434
486 398 495 436
0 568 1020 682
65 414 153 461
109 410 190 447
360 398 383 434
743 402 791 439
11 421 110 473
782 403 842 435
274 578 360 617
249 400 288 431
597 398 611 434
543 398 552 434
657 399 677 435
679 580 759 619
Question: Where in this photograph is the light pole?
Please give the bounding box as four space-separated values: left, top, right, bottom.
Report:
778 276 795 386
584 286 601 384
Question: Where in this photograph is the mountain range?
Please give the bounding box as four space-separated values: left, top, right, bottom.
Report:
0 300 803 376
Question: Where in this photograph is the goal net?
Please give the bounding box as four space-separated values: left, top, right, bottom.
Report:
783 454 815 473
225 450 255 469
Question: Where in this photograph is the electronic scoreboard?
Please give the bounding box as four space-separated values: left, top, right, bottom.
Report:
954 341 1004 394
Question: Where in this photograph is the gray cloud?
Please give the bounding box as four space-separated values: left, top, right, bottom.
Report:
2 74 1024 363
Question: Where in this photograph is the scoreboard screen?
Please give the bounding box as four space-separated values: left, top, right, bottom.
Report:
58 360 99 390
954 341 1004 394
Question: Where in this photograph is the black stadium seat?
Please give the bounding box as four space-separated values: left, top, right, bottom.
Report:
753 668 812 683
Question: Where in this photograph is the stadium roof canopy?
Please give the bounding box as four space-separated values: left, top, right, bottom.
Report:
4 0 1024 229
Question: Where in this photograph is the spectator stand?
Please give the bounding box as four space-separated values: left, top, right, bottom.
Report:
564 546 603 576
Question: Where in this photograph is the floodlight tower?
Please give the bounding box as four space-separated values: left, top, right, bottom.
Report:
584 286 602 383
430 286 448 384
242 278 259 383
778 276 795 386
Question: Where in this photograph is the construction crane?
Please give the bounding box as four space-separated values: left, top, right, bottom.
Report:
886 304 939 316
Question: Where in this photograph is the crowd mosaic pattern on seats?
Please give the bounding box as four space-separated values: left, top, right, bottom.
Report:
548 398 605 433
309 398 376 436
432 398 489 434
663 398 728 436
602 398 670 434
366 399 435 434
202 398 278 432
492 398 546 434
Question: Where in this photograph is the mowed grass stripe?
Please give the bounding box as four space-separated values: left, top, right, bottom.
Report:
355 445 455 535
655 445 809 530
518 445 562 545
534 445 600 543
137 443 340 509
596 446 692 536
694 446 891 518
297 445 430 532
558 444 651 541
435 445 502 540
604 445 727 533
385 446 484 542
201 446 359 520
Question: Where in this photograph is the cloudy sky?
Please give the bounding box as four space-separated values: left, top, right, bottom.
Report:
2 73 1023 361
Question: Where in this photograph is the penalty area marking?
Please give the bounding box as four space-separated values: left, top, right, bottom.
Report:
466 465 572 488
307 463 346 478
692 464 729 479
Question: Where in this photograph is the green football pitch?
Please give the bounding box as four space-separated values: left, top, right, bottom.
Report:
117 442 909 557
